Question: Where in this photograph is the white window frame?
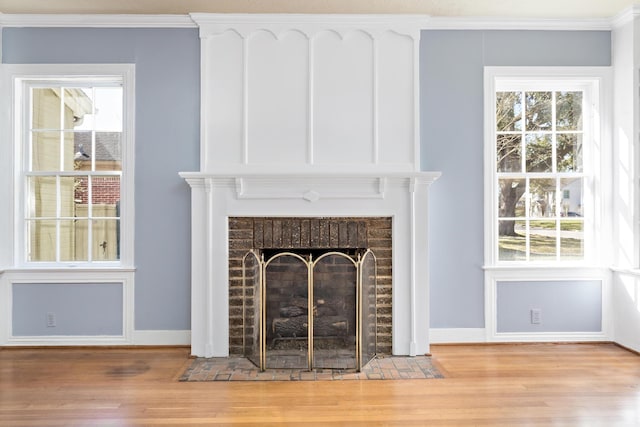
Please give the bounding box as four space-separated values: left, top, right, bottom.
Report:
484 67 612 268
1 64 135 269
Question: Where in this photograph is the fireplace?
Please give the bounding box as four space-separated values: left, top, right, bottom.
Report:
180 14 439 359
230 217 389 371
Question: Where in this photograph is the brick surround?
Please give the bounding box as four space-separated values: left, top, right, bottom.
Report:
228 217 392 356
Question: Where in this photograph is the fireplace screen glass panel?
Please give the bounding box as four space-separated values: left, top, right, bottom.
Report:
360 250 377 367
264 253 309 370
312 253 357 370
242 251 261 368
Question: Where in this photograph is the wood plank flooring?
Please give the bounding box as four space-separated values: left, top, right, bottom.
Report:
1 343 639 426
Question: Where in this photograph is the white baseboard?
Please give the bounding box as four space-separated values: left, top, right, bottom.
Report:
429 328 611 344
5 335 130 346
3 330 191 346
429 328 487 344
132 330 191 346
489 331 610 342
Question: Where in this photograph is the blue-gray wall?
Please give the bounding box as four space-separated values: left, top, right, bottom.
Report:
3 28 200 331
3 27 612 335
13 283 123 335
421 30 611 329
497 280 602 332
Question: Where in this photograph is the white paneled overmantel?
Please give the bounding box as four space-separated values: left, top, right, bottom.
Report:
191 13 427 174
181 14 440 358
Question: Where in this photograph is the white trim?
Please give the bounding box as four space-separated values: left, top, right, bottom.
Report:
192 13 428 38
488 332 610 343
0 66 14 270
0 271 9 345
4 335 129 346
132 330 191 346
0 13 623 31
180 173 439 357
0 268 135 346
425 17 612 31
3 63 135 269
482 67 614 346
611 5 640 29
483 66 612 266
3 331 192 347
0 13 196 28
484 267 613 343
0 64 136 346
428 328 611 344
610 267 640 277
429 328 486 344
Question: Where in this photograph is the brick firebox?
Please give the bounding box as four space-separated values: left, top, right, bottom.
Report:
228 217 392 356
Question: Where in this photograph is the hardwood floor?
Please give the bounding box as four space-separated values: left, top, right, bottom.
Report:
1 343 639 426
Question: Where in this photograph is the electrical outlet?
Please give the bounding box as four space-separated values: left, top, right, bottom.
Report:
46 312 56 327
530 308 541 325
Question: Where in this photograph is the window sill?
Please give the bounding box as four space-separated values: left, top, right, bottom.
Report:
2 266 136 274
483 264 608 271
610 267 640 277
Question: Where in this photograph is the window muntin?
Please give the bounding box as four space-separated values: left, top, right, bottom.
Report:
494 85 591 263
23 80 124 264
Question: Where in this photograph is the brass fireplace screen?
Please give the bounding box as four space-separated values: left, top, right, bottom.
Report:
242 249 378 372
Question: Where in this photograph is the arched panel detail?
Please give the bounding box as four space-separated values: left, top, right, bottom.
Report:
202 29 244 170
378 31 416 167
246 30 309 166
312 29 375 165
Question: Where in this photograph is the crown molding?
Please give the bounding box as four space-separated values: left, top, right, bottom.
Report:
611 4 640 29
190 12 430 26
425 16 612 31
0 11 627 31
0 13 196 28
190 13 430 38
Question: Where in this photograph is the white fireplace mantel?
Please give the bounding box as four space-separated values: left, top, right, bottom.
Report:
180 171 440 357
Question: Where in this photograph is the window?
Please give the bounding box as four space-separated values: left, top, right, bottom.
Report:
8 65 134 267
485 68 607 264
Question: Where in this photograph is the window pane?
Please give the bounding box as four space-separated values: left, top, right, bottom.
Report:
560 220 583 259
529 220 556 260
525 133 552 172
498 178 526 218
95 132 122 171
525 91 552 131
93 219 120 261
27 220 56 262
59 219 88 262
60 176 85 219
73 176 89 213
557 133 583 172
498 220 526 261
529 178 556 218
63 88 93 131
496 91 522 131
72 132 93 171
27 176 57 218
58 131 80 172
32 88 61 130
31 131 60 172
560 178 583 217
497 134 521 172
92 176 121 217
556 91 582 131
95 87 123 132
